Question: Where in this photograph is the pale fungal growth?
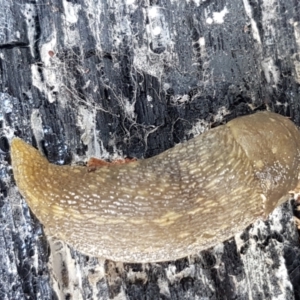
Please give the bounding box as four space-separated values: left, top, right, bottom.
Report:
10 111 300 262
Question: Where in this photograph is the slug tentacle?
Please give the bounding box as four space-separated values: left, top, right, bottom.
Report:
10 111 300 262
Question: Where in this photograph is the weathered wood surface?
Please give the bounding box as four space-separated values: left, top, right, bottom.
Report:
1 0 300 299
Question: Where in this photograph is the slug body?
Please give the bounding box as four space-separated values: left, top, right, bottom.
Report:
11 112 300 262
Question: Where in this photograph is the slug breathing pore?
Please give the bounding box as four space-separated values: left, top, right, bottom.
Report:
10 111 300 262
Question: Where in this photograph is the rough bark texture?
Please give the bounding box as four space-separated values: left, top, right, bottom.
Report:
1 0 300 299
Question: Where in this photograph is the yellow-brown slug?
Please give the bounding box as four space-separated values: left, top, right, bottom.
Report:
10 111 300 262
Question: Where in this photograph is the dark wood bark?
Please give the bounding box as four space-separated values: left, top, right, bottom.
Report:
1 0 300 299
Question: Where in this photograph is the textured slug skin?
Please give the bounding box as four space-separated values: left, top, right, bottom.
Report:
10 111 300 262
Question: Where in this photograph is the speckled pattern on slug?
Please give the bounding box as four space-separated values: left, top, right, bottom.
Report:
10 112 300 262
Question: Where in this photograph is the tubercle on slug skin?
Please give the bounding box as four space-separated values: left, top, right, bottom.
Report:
10 111 300 263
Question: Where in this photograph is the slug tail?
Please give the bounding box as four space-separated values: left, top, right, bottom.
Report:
10 138 49 206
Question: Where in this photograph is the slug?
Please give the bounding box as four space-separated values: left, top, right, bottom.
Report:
10 111 300 263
